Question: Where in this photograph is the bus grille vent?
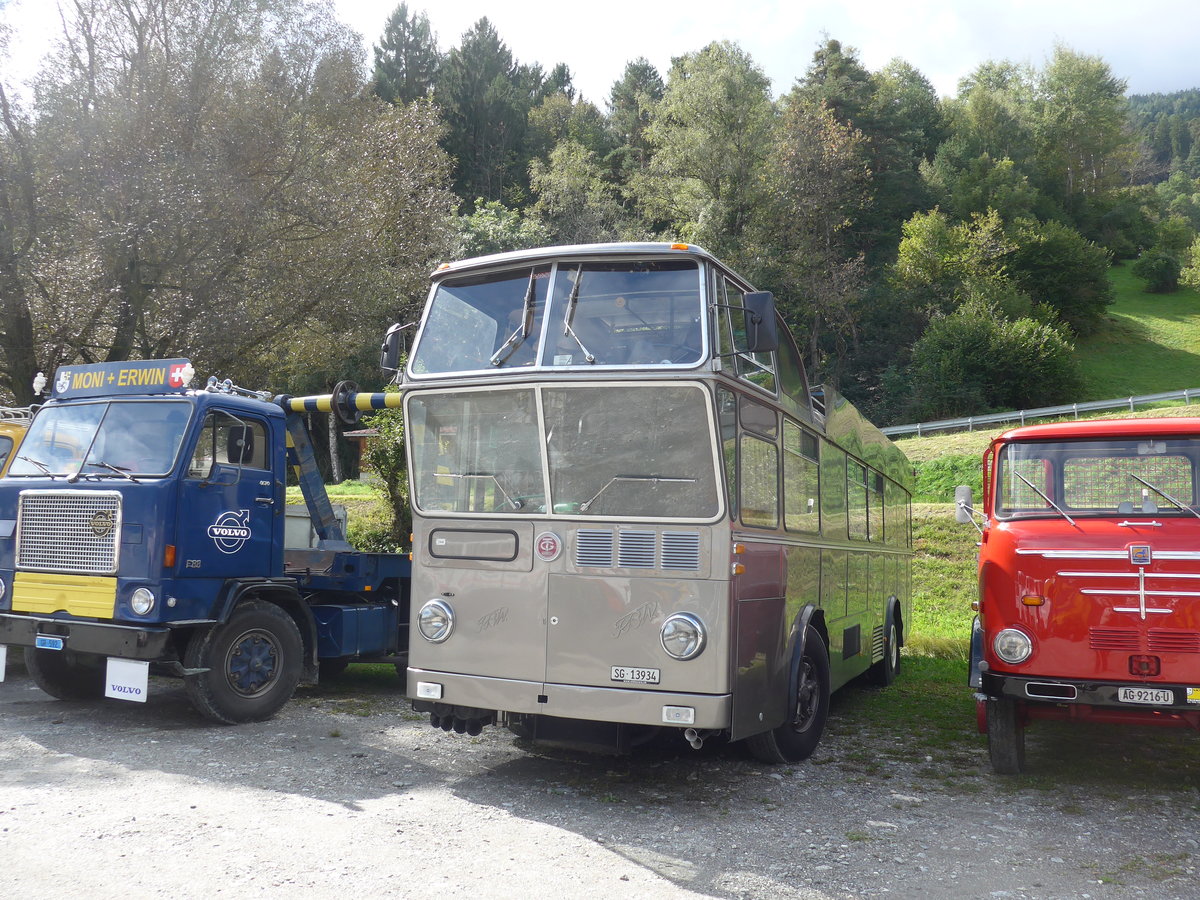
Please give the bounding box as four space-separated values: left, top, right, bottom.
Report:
1148 629 1200 653
871 624 886 663
661 532 701 570
575 530 614 568
1089 627 1139 651
617 531 656 568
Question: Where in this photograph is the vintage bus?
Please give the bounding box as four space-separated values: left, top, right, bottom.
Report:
962 418 1200 774
391 242 912 761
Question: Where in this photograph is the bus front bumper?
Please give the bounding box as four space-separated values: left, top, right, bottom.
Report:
408 667 732 729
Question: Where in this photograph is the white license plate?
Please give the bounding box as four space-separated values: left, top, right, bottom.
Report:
611 666 660 684
1118 686 1174 705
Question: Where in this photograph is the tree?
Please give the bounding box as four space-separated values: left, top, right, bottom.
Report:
607 58 663 172
529 141 627 244
1006 218 1113 334
453 199 550 258
1 0 456 400
634 41 774 257
1131 249 1181 293
370 2 442 104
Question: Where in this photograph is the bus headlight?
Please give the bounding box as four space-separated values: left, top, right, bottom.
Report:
661 613 706 660
418 599 454 643
993 628 1032 664
130 587 156 616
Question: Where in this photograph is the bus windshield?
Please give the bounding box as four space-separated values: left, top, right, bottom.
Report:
995 437 1200 519
410 258 704 375
9 400 192 478
407 385 720 519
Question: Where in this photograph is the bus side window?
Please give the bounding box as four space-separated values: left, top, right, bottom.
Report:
867 470 884 542
821 442 847 539
783 420 820 533
740 434 778 529
718 388 738 519
847 461 868 540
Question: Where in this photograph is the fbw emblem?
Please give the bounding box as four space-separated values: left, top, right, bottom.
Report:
208 510 252 554
1130 545 1152 566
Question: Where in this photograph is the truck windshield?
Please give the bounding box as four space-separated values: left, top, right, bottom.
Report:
9 400 192 477
996 438 1200 519
409 258 704 375
407 385 720 519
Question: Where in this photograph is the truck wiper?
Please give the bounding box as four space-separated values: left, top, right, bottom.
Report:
579 475 696 513
443 472 524 510
490 270 538 367
561 266 595 364
17 455 56 479
1128 473 1200 519
87 459 139 483
1013 470 1075 526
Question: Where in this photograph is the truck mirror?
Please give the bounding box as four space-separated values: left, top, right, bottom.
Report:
380 322 404 373
955 485 975 524
226 426 253 465
743 292 778 353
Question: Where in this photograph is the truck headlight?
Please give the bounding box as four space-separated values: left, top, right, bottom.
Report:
130 587 156 616
993 628 1032 664
661 612 706 660
418 599 454 643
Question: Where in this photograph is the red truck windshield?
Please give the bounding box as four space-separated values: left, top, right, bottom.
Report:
995 437 1200 520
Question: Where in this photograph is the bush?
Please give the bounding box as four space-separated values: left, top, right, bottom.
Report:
913 454 983 503
1131 248 1181 293
907 302 1082 420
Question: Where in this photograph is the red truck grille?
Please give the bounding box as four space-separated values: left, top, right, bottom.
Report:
1088 627 1200 653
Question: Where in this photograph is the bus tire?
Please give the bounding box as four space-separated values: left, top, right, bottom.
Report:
184 600 302 724
986 697 1025 775
24 647 106 701
746 625 831 764
867 606 901 686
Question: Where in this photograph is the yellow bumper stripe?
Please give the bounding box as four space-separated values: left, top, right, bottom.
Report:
13 572 118 618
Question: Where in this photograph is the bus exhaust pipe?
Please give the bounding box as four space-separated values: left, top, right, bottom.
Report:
684 728 716 750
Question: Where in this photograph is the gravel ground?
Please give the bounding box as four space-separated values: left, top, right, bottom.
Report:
2 663 1199 900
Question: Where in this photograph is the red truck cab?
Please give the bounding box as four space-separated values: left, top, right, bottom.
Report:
964 418 1200 773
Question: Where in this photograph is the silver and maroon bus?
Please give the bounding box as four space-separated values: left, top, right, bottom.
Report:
390 242 912 761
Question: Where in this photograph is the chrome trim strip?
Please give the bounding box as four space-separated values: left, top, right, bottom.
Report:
1059 571 1200 580
1082 589 1200 597
1020 549 1200 560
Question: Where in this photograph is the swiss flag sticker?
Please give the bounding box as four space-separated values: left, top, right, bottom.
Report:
168 363 188 387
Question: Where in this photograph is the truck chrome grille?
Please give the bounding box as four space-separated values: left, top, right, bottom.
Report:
17 490 122 575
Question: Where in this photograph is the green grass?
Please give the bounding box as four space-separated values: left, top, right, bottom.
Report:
1076 265 1200 399
908 503 977 657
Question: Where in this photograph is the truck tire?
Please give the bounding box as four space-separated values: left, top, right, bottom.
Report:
184 600 303 724
986 697 1026 775
24 647 106 701
746 625 831 764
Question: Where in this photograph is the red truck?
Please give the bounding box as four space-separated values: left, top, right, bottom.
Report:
961 418 1200 773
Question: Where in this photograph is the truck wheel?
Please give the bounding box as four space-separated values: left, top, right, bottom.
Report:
986 697 1026 775
184 600 302 724
746 626 831 764
24 647 106 701
868 607 901 686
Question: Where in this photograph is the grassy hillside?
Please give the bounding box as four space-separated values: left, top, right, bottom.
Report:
1076 264 1200 398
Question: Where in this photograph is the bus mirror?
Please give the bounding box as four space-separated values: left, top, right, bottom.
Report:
955 485 975 524
380 322 404 373
743 292 778 353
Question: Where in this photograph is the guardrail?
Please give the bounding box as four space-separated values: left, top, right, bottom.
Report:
882 387 1200 438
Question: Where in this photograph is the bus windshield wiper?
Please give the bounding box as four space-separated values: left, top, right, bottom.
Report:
443 472 523 510
579 475 696 513
562 266 595 364
1013 470 1076 526
1128 473 1200 519
490 270 538 367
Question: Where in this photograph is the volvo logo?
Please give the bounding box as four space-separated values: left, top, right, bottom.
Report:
208 510 252 554
90 511 114 537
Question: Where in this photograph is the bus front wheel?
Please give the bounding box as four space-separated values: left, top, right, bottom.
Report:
986 697 1026 775
746 626 831 764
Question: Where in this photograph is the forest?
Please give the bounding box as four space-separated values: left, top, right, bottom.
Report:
3 0 1200 428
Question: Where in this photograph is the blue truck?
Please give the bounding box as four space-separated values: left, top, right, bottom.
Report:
0 359 410 723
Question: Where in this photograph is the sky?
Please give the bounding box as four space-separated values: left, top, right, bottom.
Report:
2 0 1198 104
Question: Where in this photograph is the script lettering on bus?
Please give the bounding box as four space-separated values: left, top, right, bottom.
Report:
613 601 661 639
477 606 509 633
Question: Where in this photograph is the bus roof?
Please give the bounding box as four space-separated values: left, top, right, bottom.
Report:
430 242 721 280
995 417 1200 443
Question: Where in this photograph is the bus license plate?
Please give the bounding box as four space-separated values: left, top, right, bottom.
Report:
35 635 64 651
1118 686 1174 705
611 666 660 685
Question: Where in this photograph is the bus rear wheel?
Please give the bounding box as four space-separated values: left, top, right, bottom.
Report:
184 600 302 724
986 697 1026 775
746 625 830 764
868 608 901 686
24 647 106 701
